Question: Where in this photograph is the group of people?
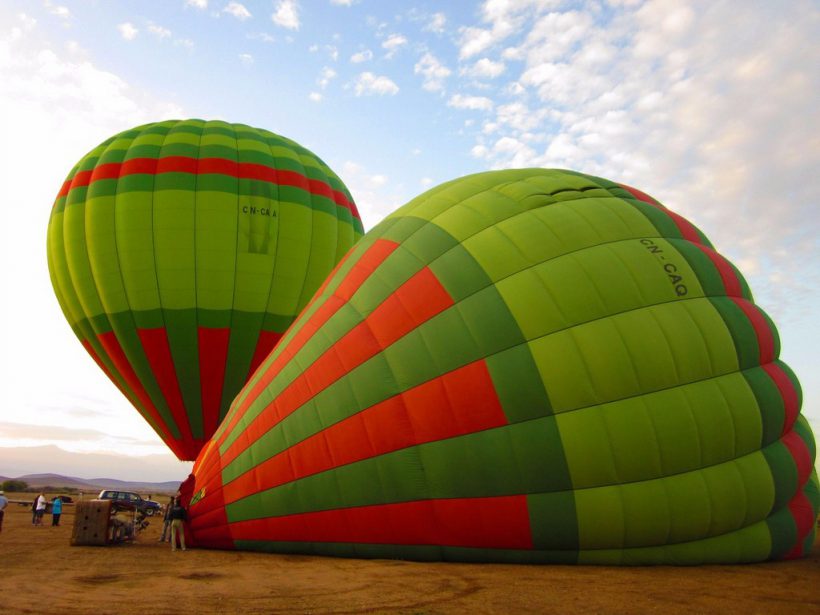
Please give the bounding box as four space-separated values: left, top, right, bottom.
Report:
0 488 188 551
31 493 62 526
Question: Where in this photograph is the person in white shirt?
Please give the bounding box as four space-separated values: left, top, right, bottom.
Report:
34 493 47 526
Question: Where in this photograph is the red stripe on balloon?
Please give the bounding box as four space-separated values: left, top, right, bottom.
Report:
222 360 508 504
783 491 815 560
217 239 399 444
695 244 744 297
228 495 533 549
761 364 800 435
220 264 455 467
781 430 812 487
618 183 703 244
730 298 775 365
780 429 814 560
95 331 177 453
246 330 283 382
198 327 232 438
137 328 194 451
56 156 360 219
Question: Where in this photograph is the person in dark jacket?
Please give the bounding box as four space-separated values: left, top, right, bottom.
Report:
168 497 187 552
158 495 174 542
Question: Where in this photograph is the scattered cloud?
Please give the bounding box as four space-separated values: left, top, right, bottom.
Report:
308 91 322 102
425 12 446 34
317 66 336 88
117 22 138 41
272 0 300 30
330 0 355 5
340 161 405 230
382 33 407 58
239 52 253 64
223 2 252 20
462 57 505 79
351 49 372 63
185 0 208 8
448 93 494 111
44 1 70 20
174 38 195 50
148 24 172 39
353 72 399 96
247 31 275 43
414 52 451 92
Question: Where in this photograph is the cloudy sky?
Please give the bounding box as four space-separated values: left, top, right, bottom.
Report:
0 0 817 481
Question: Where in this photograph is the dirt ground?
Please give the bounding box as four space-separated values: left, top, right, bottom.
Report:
0 496 818 614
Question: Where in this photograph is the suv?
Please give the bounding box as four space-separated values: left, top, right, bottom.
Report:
97 490 162 516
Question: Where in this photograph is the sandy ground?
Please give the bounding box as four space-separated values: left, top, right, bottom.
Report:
0 497 818 614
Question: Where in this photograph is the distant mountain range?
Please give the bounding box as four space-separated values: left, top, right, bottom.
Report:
0 445 192 486
2 472 181 493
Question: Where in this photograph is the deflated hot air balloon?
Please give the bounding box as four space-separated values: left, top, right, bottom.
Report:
182 168 818 564
47 119 363 460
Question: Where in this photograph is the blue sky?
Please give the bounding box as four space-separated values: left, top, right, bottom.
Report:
0 0 817 481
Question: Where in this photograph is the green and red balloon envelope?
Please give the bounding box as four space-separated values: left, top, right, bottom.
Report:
47 119 363 461
181 168 819 564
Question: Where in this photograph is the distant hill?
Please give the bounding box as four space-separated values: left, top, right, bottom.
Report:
0 445 192 484
12 472 181 493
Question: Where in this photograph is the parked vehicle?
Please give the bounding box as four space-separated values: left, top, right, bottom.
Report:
97 490 161 516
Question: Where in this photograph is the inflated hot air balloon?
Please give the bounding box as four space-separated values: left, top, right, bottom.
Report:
47 119 363 460
182 168 818 564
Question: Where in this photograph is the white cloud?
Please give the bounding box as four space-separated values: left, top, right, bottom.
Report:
148 24 172 39
309 91 322 102
0 18 185 459
317 66 336 88
185 0 208 8
462 57 506 79
272 0 300 30
330 0 355 5
448 93 494 111
339 161 405 229
248 32 275 43
353 72 399 96
414 52 451 92
44 1 70 19
117 22 138 41
425 12 446 34
382 33 407 57
350 49 372 63
174 38 195 50
223 2 252 20
239 53 253 64
458 1 820 331
420 177 434 187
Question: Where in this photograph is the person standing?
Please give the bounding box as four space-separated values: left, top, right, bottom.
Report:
34 493 47 526
158 496 174 543
168 497 187 552
51 496 63 526
0 490 8 532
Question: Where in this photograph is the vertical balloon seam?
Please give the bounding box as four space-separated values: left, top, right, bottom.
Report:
148 122 195 453
102 125 172 444
95 127 183 447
